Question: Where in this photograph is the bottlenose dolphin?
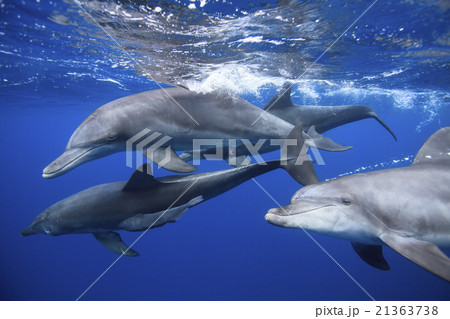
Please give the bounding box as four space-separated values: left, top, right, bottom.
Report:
24 124 319 256
43 87 347 178
179 84 396 164
265 127 450 282
263 83 397 140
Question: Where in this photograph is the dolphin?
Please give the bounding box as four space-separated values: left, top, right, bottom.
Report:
24 124 319 256
265 127 450 282
263 83 397 140
178 84 396 164
43 87 348 178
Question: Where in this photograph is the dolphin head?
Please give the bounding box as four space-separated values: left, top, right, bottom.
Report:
43 112 124 178
265 181 374 241
21 209 57 236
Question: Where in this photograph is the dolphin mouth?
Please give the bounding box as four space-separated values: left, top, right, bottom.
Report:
267 201 334 217
42 145 102 179
265 202 335 228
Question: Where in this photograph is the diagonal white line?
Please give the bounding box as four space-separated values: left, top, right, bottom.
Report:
76 178 200 301
252 0 379 125
251 178 376 301
72 0 200 125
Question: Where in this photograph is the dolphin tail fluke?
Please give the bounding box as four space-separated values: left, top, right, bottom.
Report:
351 242 390 271
93 232 139 257
380 232 450 282
304 126 353 152
145 146 197 173
281 123 320 186
368 111 397 141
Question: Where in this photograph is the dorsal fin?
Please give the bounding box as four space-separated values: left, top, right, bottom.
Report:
123 164 159 191
263 83 294 110
413 127 450 165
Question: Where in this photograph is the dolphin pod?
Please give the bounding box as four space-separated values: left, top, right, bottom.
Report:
42 87 350 179
22 124 318 256
265 127 450 282
23 83 449 283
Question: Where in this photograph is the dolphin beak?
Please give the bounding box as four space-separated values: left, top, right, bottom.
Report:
20 225 37 236
43 146 99 179
265 200 334 228
265 206 297 228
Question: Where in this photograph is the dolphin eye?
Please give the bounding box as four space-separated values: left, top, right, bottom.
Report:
106 133 117 141
341 197 352 205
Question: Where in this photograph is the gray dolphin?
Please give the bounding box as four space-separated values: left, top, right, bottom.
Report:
263 83 397 140
179 84 396 164
265 127 450 281
43 87 348 178
24 124 318 256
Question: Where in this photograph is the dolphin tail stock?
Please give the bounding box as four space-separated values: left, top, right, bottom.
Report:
280 123 320 186
304 126 353 152
93 231 139 257
366 110 397 141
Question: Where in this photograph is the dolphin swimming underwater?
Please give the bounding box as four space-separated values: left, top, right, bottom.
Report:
178 84 396 164
24 124 319 256
43 87 347 178
265 127 450 282
263 83 397 140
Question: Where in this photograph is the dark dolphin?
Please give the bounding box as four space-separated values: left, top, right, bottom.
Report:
24 124 319 256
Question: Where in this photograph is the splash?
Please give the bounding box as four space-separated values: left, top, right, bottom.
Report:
0 0 448 131
327 155 415 180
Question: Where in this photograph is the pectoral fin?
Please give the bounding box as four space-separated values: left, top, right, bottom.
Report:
380 232 450 282
179 151 194 162
304 126 352 152
351 242 390 271
145 146 197 173
93 232 139 257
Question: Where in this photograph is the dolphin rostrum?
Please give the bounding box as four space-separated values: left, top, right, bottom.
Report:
265 127 450 282
24 124 319 256
43 87 348 178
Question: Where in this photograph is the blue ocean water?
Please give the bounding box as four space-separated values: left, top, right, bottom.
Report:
0 0 449 301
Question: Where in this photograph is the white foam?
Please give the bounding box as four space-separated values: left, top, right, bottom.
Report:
327 155 415 180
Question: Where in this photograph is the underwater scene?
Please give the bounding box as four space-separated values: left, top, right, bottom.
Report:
0 0 449 300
